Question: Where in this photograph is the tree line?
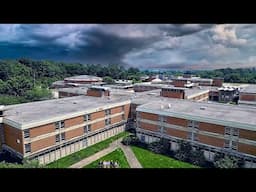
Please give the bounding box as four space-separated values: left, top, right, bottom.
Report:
0 58 142 105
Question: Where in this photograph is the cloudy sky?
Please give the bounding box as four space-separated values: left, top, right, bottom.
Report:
0 24 256 70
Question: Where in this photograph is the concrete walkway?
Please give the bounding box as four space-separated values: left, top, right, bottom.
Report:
69 137 142 168
120 144 142 168
69 138 122 168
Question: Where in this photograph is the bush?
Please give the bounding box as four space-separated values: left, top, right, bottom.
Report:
214 155 240 168
148 141 165 154
121 135 140 146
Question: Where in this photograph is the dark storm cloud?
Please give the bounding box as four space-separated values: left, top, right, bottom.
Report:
159 24 214 37
68 28 159 65
0 24 256 70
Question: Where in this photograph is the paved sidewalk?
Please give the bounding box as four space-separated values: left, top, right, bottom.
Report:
119 144 142 168
69 137 142 168
69 138 122 168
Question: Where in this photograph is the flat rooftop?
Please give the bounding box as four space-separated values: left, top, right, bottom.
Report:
58 87 88 94
137 99 256 130
64 75 102 81
172 77 213 82
240 85 256 94
4 95 130 129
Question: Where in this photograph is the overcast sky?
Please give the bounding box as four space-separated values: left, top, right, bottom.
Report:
0 24 256 70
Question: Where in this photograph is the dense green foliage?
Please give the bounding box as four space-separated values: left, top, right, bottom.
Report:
0 158 43 168
84 148 130 168
47 131 129 168
0 58 142 105
194 68 256 83
131 146 197 168
145 68 256 84
214 155 240 168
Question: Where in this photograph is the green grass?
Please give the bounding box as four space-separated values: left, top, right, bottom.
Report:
131 146 198 168
47 131 129 168
84 148 130 168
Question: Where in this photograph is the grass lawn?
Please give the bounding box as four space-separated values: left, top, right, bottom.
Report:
131 146 198 168
84 148 130 168
47 131 129 168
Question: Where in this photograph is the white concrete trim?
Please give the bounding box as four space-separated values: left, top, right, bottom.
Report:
24 112 125 144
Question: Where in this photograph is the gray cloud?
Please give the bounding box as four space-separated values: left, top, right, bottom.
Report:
0 24 256 70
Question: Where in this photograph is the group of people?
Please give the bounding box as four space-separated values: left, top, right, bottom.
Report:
98 160 119 168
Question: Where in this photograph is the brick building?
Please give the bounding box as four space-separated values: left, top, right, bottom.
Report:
0 94 130 164
160 87 209 101
136 99 256 168
239 85 256 106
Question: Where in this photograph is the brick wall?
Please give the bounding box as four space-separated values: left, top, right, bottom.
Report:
30 123 55 138
139 122 158 132
240 94 256 101
199 122 225 135
65 127 84 140
161 91 184 99
198 134 224 148
239 129 256 141
3 124 24 154
166 128 187 139
65 116 84 128
140 112 158 121
31 136 55 152
238 143 256 156
166 117 187 127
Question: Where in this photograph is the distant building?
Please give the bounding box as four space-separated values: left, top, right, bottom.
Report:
239 85 256 106
160 87 209 101
64 75 103 84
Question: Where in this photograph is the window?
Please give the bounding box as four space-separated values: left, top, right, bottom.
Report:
55 122 59 130
61 133 65 141
25 143 31 153
141 135 145 142
105 109 111 116
55 121 65 129
105 118 111 125
233 128 239 137
0 111 3 116
60 121 65 128
84 125 91 133
188 120 193 127
194 133 199 141
56 135 60 143
163 117 167 123
225 127 231 135
84 114 91 121
224 140 230 148
24 129 30 138
231 141 238 150
187 132 193 140
122 114 125 120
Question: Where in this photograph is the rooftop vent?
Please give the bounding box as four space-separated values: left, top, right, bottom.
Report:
168 104 172 108
200 106 206 110
160 105 164 109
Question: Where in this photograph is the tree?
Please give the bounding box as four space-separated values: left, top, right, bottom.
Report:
24 86 52 102
103 76 115 84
